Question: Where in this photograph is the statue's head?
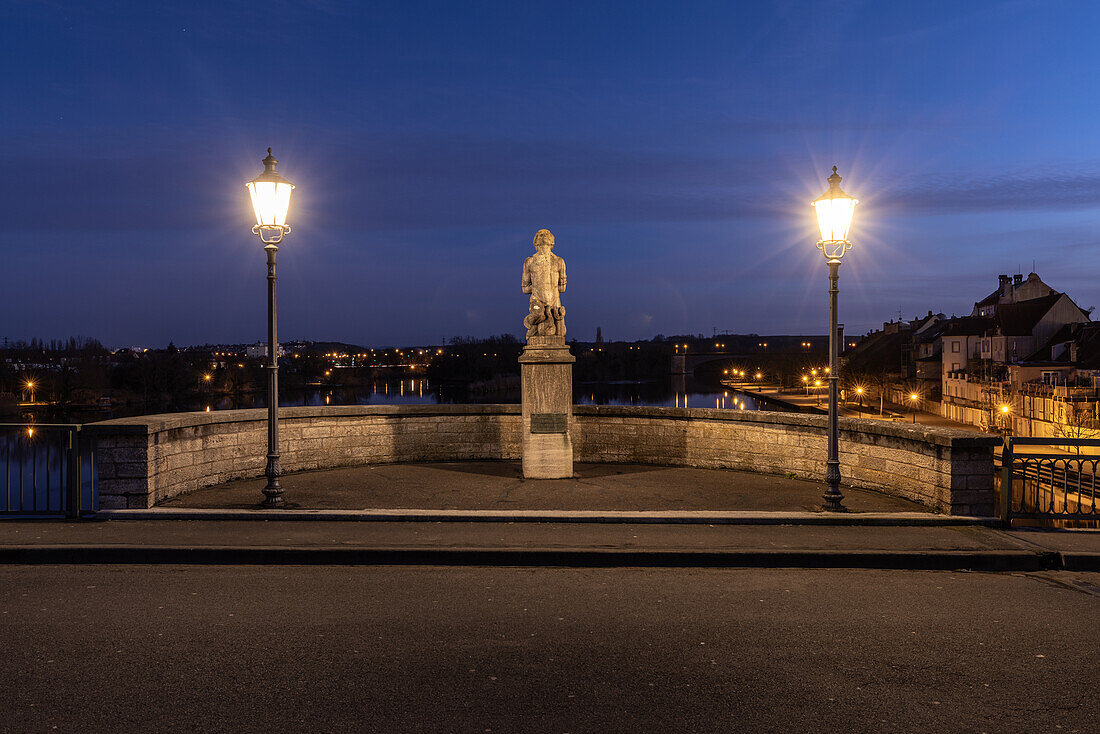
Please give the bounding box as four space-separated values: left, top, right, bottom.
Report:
533 229 554 251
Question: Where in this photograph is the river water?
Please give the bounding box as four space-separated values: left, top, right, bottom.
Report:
5 376 791 424
149 376 782 415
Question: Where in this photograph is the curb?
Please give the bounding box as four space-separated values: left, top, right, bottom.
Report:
1061 552 1100 572
0 546 1078 571
93 509 1004 527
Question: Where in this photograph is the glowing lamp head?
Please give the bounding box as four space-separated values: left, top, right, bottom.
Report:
246 148 294 243
909 393 919 402
1000 404 1010 414
812 166 858 260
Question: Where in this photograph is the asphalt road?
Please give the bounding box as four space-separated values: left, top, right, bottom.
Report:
2 566 1098 733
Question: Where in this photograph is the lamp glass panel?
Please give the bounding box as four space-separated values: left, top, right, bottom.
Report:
247 181 294 227
813 196 856 243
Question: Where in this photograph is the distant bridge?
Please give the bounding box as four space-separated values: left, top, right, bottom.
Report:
670 335 831 376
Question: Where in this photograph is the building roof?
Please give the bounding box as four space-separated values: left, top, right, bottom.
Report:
1072 325 1100 369
843 329 908 375
991 293 1063 336
974 289 1001 309
913 319 948 344
1019 321 1100 368
941 316 993 337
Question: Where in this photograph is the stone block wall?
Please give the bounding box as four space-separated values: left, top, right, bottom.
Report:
86 406 522 509
86 404 999 514
572 407 999 515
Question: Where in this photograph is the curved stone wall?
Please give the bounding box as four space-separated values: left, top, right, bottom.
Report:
572 406 997 516
86 404 998 514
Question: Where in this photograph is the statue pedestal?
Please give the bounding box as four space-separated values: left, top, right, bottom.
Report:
519 335 575 479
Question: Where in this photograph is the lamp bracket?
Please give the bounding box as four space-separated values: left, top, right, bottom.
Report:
817 239 851 261
253 224 291 245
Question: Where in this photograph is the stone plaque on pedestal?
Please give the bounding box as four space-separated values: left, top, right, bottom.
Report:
520 336 575 478
519 229 574 478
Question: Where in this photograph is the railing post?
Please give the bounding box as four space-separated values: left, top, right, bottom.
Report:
66 428 82 519
999 437 1013 526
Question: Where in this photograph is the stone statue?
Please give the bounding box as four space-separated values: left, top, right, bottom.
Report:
522 229 567 339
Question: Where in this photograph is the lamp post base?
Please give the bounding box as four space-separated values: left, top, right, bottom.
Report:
822 460 845 511
822 474 846 512
261 455 283 507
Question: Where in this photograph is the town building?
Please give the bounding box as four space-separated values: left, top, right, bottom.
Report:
847 272 1098 437
942 274 1091 433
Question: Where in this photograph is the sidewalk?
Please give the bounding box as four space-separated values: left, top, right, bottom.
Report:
4 463 1097 571
2 518 1096 571
154 462 936 514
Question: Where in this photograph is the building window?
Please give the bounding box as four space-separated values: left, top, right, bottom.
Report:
952 342 961 353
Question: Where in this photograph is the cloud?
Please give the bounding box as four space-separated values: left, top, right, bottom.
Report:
869 163 1100 216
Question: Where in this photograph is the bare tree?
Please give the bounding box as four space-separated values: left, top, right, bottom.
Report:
1051 404 1100 455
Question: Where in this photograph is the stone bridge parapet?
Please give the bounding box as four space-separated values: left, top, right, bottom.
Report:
86 405 999 515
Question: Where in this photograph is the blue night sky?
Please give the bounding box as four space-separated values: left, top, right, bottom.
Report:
3 1 1100 348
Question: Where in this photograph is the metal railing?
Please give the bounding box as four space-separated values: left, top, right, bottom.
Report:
1017 382 1098 401
1000 437 1100 523
0 424 95 518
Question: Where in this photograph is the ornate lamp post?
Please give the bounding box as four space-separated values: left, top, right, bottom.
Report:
812 166 858 512
246 148 294 507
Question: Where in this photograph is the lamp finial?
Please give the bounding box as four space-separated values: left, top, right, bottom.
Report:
261 148 278 174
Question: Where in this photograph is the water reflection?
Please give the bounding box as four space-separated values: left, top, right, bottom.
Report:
0 428 96 514
8 376 787 424
575 376 773 411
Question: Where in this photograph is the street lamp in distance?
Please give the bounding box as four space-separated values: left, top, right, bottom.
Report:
812 165 858 512
246 148 295 508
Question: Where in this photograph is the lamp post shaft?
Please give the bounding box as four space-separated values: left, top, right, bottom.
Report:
262 243 283 507
823 259 845 511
